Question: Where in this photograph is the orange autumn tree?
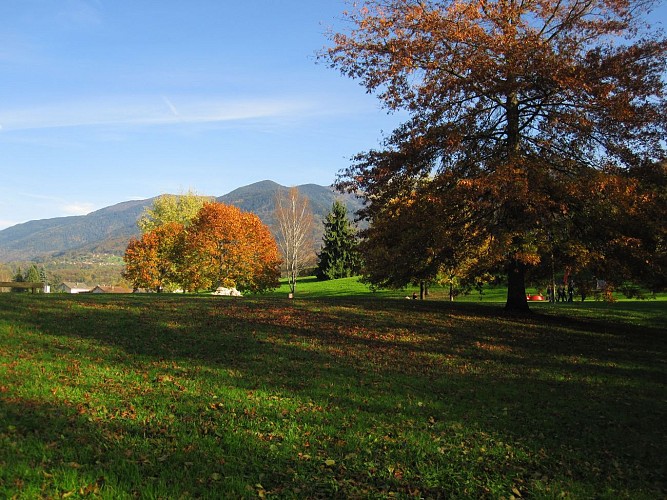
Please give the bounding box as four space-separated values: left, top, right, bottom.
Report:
184 202 281 293
123 222 186 292
323 0 667 311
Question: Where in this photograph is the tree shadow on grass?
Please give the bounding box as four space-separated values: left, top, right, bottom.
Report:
280 297 666 384
0 395 306 498
1 294 666 496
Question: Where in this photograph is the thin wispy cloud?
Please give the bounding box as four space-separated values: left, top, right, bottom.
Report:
61 202 96 216
162 96 181 118
0 193 98 229
15 193 97 217
0 96 317 132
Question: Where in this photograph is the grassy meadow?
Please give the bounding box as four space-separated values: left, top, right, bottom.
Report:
0 279 665 498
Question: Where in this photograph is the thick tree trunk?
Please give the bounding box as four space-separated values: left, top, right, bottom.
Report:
505 259 530 312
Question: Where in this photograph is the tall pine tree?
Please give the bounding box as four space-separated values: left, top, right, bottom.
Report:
316 201 361 280
24 265 42 283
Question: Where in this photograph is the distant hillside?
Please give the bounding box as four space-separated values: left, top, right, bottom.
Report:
0 181 362 263
0 199 155 262
217 180 362 231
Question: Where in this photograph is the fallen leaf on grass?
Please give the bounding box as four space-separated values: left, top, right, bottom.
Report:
80 477 105 496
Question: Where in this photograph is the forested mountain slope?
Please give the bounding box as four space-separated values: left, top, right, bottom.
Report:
0 181 361 262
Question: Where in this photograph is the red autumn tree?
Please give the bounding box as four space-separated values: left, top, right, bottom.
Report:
184 202 281 293
323 0 667 311
123 222 186 292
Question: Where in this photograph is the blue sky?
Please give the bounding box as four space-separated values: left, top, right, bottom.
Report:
0 1 405 230
1 1 666 231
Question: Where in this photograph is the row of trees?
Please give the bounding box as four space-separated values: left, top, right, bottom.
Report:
13 265 45 284
125 190 363 295
1 257 130 292
321 0 666 310
124 196 281 293
132 183 617 302
3 265 47 292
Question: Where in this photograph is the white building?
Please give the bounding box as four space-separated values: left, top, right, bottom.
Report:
59 282 91 294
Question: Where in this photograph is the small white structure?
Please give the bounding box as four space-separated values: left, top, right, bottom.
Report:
59 282 91 294
91 285 134 294
211 286 242 297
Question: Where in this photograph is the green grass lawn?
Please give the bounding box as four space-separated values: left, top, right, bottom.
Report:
269 275 665 306
266 276 510 302
1 284 665 498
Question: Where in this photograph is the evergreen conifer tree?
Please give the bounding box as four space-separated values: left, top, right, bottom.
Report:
38 267 48 285
316 201 361 280
12 267 25 293
24 265 41 283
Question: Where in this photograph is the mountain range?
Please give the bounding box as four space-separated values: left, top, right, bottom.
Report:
0 180 363 263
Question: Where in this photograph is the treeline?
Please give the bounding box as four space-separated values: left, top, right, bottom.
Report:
125 193 363 294
0 256 129 291
1 264 46 292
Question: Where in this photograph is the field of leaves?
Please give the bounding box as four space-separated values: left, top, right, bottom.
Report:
1 293 665 498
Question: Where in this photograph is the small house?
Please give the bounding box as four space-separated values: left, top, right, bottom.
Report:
59 282 91 294
90 285 134 294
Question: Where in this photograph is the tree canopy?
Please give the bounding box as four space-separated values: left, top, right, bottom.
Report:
124 202 281 293
323 0 667 310
185 202 282 293
360 179 493 299
124 222 186 292
138 190 212 234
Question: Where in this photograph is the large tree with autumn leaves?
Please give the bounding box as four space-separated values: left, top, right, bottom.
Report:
324 0 667 311
184 202 282 293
